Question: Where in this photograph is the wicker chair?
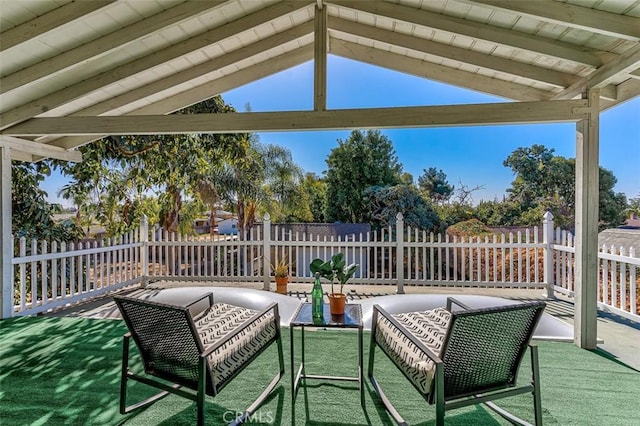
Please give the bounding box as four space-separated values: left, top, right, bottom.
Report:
113 293 284 426
368 297 545 426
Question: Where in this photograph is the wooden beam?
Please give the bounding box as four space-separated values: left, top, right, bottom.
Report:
573 89 600 350
0 146 12 318
330 38 554 101
43 45 315 151
0 136 81 162
600 78 640 111
314 5 328 111
330 0 603 67
552 44 640 100
629 69 640 80
43 23 314 119
1 1 225 93
0 1 313 131
464 0 640 41
3 100 589 136
0 1 115 52
329 17 577 89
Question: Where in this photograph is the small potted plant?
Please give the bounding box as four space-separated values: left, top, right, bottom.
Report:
271 258 290 295
310 252 358 315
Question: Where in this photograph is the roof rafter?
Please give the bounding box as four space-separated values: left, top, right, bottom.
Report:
0 1 313 131
330 38 554 101
329 16 577 89
0 135 81 162
463 0 640 41
1 1 226 93
0 0 116 52
40 22 314 119
2 99 590 136
329 0 604 67
40 45 314 151
552 44 640 100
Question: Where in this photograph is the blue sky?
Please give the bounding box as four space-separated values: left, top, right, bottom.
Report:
44 55 639 205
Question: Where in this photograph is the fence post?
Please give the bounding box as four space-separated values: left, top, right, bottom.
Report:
396 212 405 294
263 214 271 291
543 211 555 298
139 215 149 288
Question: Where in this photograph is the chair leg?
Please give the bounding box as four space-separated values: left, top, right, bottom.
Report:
197 357 207 426
227 334 285 426
530 345 543 426
119 334 171 414
435 363 445 426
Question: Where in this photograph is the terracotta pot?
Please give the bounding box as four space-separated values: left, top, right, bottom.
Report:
275 276 288 294
328 293 346 315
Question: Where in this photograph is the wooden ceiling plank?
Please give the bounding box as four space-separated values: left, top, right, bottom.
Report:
329 0 603 67
2 99 589 136
329 17 577 88
314 5 328 111
552 44 640 100
0 1 314 131
42 45 315 150
0 135 81 162
330 39 554 101
1 1 226 93
0 1 116 52
53 22 314 118
464 0 640 41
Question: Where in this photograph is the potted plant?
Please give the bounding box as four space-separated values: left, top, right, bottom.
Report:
310 253 358 315
271 258 289 295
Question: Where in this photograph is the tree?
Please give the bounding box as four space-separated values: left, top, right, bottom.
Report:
364 185 441 232
503 144 627 229
418 167 454 205
302 173 327 222
325 130 403 223
12 161 83 241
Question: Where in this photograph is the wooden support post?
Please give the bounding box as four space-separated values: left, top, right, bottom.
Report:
314 4 327 111
1 146 12 318
574 89 600 349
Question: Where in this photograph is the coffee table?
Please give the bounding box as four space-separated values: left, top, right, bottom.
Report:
289 302 364 409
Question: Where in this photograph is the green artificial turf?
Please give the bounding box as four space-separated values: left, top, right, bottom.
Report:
1 316 638 425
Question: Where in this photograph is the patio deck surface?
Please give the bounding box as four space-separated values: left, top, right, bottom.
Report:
47 281 640 371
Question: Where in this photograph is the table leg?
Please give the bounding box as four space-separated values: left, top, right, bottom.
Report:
359 326 364 407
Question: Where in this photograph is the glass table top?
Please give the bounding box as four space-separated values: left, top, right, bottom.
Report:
291 303 362 328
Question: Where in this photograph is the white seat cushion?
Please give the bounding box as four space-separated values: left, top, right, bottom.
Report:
375 307 451 394
195 303 276 386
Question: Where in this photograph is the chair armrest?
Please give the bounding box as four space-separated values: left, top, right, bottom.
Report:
186 293 214 320
446 297 472 312
373 304 443 364
200 302 279 358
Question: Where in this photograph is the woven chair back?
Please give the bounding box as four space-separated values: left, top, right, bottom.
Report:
114 296 205 390
439 301 545 401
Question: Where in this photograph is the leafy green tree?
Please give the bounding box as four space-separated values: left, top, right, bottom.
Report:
302 173 327 222
418 167 454 205
12 161 83 241
364 185 440 232
626 197 640 220
325 130 403 223
503 144 627 229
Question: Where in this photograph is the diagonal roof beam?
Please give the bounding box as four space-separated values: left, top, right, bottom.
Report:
2 99 590 136
330 38 554 101
463 0 640 41
329 17 577 89
0 0 116 52
0 1 313 131
41 22 314 119
0 135 81 162
552 44 640 100
38 45 314 151
1 1 226 93
330 0 603 67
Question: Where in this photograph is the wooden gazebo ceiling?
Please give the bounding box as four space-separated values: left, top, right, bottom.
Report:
0 0 639 160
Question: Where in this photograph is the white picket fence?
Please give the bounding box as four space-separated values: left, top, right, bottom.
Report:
10 213 640 322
